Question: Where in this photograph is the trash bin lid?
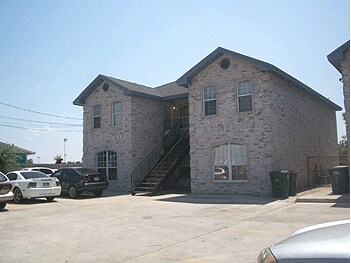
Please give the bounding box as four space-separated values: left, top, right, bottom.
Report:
332 166 349 170
281 170 297 174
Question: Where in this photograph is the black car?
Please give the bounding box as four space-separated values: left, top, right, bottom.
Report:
51 167 108 198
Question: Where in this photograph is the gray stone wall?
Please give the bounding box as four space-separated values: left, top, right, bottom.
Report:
82 82 133 190
130 96 164 171
341 49 350 149
82 82 165 191
268 74 338 189
188 54 338 195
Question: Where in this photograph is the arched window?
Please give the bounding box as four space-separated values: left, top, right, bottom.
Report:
97 151 117 180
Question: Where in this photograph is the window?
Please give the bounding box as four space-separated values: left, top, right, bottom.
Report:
97 151 117 180
93 105 101 129
204 87 217 116
112 102 122 127
6 173 17 181
237 81 253 112
213 143 248 181
0 173 7 182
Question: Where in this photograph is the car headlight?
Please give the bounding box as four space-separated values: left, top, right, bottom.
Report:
256 248 277 263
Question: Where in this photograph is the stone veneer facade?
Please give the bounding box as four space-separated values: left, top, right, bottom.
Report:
341 49 350 146
76 47 340 195
188 54 338 195
82 82 164 190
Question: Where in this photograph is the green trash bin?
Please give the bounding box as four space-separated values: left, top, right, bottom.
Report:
282 171 297 196
330 166 349 194
270 171 289 199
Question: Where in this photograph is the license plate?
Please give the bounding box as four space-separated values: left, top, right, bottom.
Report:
94 177 100 181
43 182 49 187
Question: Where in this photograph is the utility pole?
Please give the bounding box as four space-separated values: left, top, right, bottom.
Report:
64 138 67 163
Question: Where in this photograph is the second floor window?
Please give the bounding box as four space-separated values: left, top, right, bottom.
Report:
204 87 217 116
93 105 101 129
113 102 122 127
237 81 253 112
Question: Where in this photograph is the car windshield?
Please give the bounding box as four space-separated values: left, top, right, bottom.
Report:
75 168 99 174
20 171 49 179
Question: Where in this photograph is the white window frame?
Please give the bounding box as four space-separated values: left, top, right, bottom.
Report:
213 143 248 182
97 150 117 180
112 102 122 127
237 81 253 113
203 86 217 116
93 105 101 129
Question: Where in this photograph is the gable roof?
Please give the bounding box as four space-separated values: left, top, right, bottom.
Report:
73 74 188 106
176 47 342 111
0 141 35 155
327 40 350 73
154 82 188 100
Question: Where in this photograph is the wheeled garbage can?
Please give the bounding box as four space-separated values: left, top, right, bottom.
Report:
283 171 297 196
270 171 289 199
330 166 349 194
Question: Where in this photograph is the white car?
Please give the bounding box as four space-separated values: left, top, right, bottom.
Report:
0 172 14 209
21 167 57 175
256 220 350 263
6 171 61 203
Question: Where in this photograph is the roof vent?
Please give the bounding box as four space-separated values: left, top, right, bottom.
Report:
102 83 109 92
220 58 230 70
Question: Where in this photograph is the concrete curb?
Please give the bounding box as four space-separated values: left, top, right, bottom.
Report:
294 187 350 204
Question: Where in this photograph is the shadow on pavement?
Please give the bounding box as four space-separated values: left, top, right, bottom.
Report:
155 193 278 205
7 198 58 205
57 190 129 200
331 194 350 208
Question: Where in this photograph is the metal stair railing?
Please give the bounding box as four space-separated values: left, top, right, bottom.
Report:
148 129 190 194
130 121 181 193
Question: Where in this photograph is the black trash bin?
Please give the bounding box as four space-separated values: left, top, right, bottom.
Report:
270 171 289 199
283 171 297 196
330 166 350 194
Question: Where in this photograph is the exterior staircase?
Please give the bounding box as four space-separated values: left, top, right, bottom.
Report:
131 122 189 195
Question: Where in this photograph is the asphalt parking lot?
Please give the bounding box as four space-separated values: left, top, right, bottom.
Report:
0 190 349 263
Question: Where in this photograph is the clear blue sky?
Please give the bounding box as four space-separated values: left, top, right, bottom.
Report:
0 0 349 163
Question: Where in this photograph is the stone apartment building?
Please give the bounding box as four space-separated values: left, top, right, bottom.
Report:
74 47 341 195
328 40 350 148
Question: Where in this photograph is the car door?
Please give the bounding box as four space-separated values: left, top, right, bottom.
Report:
52 170 69 193
64 169 81 186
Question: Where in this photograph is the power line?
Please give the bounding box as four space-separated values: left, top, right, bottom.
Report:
0 101 82 120
0 123 82 132
0 115 82 126
0 121 81 128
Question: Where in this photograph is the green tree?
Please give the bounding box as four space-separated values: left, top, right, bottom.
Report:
0 144 19 173
53 154 63 164
338 135 348 156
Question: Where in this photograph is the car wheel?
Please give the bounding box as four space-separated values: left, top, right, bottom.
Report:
46 197 55 202
13 188 24 204
68 186 78 198
94 190 103 197
0 202 6 209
